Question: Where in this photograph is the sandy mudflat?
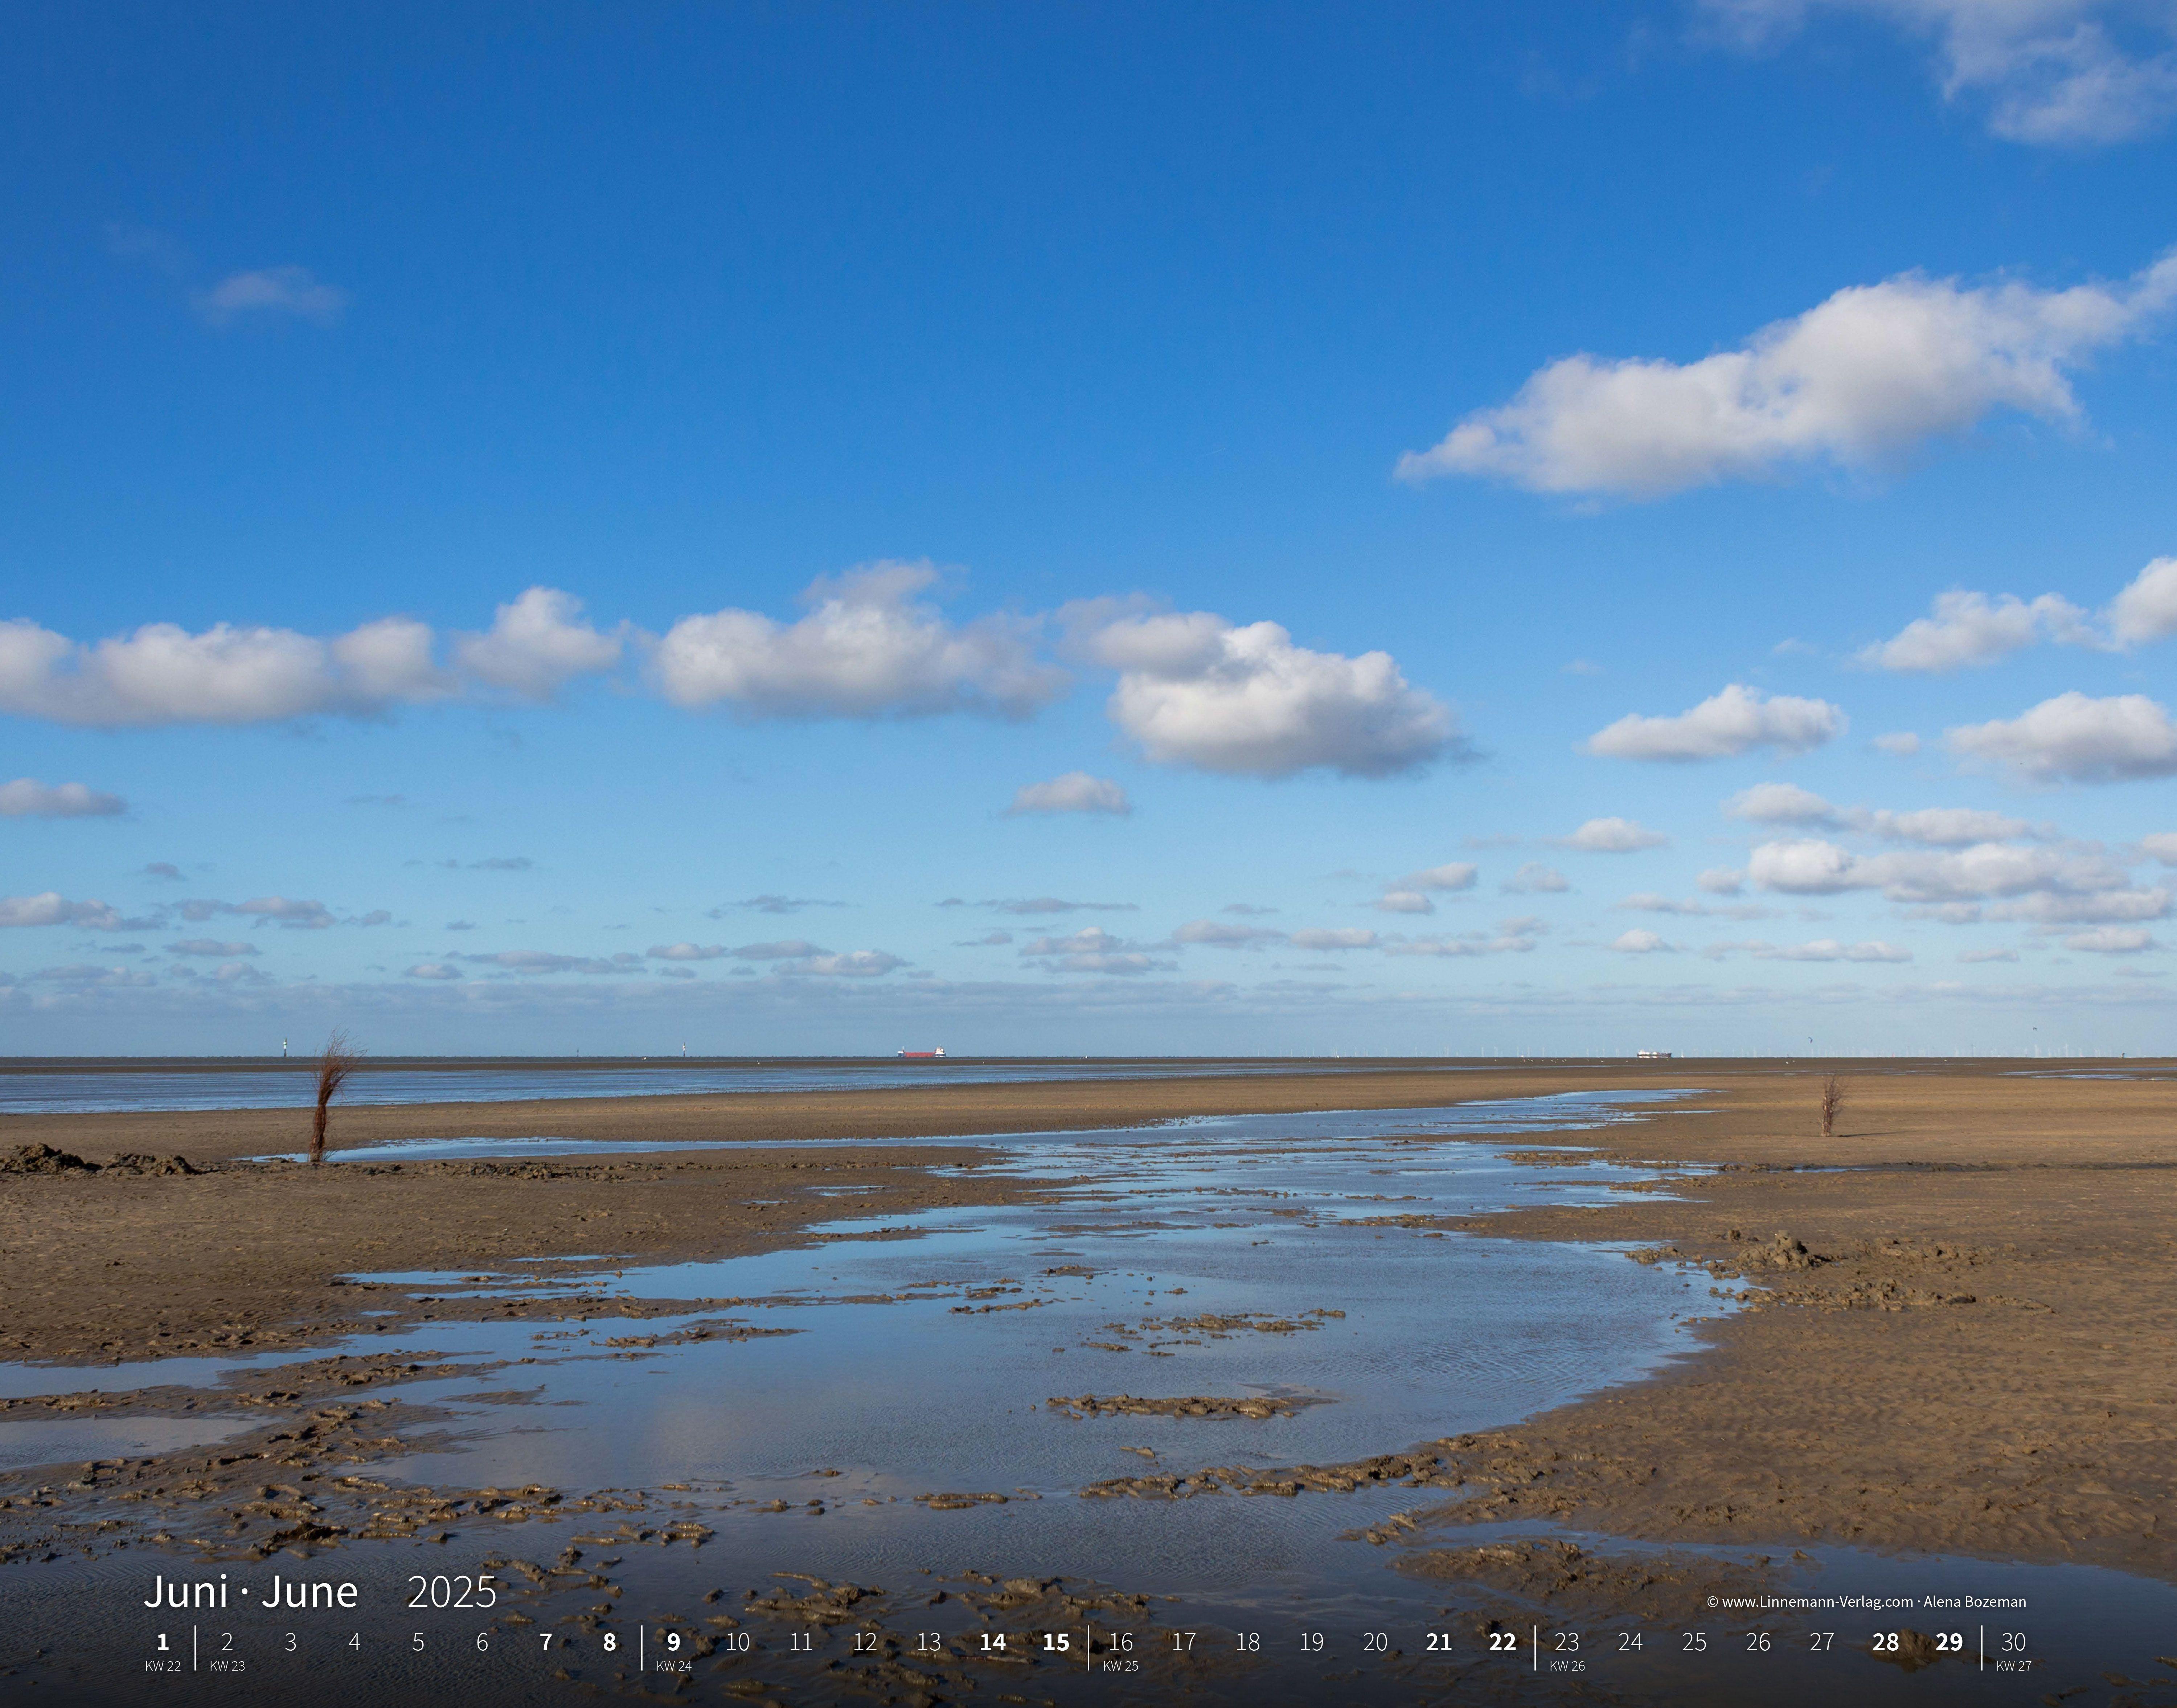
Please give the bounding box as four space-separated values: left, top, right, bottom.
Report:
2 1058 2172 1582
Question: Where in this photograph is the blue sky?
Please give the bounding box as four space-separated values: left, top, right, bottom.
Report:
6 1 2177 1055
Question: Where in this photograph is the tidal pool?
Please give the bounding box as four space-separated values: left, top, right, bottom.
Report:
11 1093 2160 1703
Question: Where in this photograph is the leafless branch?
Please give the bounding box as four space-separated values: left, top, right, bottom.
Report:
309 1030 361 1167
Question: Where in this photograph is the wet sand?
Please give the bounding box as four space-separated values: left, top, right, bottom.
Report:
3 1058 2173 1589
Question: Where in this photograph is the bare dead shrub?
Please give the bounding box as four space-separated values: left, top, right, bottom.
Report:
1819 1073 1845 1138
309 1031 361 1167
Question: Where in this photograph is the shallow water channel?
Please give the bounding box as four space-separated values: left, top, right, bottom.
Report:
8 1093 2170 1704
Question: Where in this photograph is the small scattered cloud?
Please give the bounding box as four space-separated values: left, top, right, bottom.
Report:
1375 890 1437 915
1856 559 2177 672
1 893 135 930
1616 893 1714 916
1874 732 1923 757
143 862 184 880
1704 937 1912 963
1501 862 1569 894
1005 772 1132 816
1402 861 1479 893
167 938 257 957
1748 837 2166 926
2063 925 2157 953
1725 781 1840 826
1698 867 1746 894
0 778 126 818
648 942 728 961
715 895 846 916
1726 785 2037 847
955 930 1014 947
1607 929 1675 953
1382 917 1546 957
469 856 534 872
777 950 905 978
1958 947 2021 963
732 939 828 960
194 265 348 326
1018 925 1172 975
1221 902 1279 916
1172 919 1286 949
455 949 644 975
1555 816 1671 853
1588 685 1844 762
405 962 463 980
30 962 159 987
1562 659 1604 676
973 897 1139 916
1697 0 2177 147
174 895 335 930
1290 927 1380 950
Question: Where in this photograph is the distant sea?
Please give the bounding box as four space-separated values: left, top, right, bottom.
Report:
0 1056 1436 1115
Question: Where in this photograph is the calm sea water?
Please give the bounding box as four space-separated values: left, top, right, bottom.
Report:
0 1056 1439 1115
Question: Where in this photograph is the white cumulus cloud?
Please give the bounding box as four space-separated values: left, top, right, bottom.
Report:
1607 929 1676 953
2107 556 2177 646
0 778 126 818
1856 589 2094 671
1748 836 2165 924
1006 772 1131 816
1947 691 2177 782
2063 925 2156 952
1589 684 1844 761
1501 862 1570 893
455 588 623 701
1726 782 1841 825
1397 250 2177 498
1556 816 1672 852
652 563 1062 722
0 892 126 929
1078 607 1458 779
0 613 451 728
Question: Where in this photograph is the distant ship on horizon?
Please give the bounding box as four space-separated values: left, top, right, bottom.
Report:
896 1048 947 1059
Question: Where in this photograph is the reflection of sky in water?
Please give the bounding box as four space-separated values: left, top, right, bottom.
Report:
362 1099 1721 1517
0 1414 254 1471
0 1057 1434 1115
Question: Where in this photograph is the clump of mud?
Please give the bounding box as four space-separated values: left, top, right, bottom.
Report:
0 1144 197 1176
1046 1394 1318 1420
